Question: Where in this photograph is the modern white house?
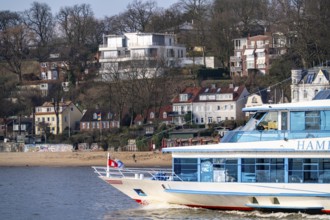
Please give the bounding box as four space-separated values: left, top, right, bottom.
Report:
291 68 330 103
172 85 249 126
98 32 186 80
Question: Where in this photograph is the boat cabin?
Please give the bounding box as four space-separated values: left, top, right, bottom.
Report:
163 100 330 184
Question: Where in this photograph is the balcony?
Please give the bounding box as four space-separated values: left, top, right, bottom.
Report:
230 56 242 62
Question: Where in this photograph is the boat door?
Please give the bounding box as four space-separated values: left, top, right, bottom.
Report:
303 162 319 183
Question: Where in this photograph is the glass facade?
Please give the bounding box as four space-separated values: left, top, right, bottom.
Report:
173 157 330 183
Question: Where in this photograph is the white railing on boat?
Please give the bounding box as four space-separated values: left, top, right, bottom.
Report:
92 166 183 181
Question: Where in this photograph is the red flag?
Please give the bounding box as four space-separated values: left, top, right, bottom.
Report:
108 159 118 167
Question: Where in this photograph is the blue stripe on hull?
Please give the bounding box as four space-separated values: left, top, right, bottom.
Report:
165 189 330 197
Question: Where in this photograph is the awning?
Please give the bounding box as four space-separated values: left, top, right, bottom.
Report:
244 49 254 55
255 48 265 53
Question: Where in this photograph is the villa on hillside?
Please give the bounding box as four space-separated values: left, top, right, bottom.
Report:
98 32 186 80
171 84 249 126
291 67 330 103
34 101 82 136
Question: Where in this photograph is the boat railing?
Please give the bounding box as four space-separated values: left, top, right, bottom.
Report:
92 166 183 181
221 129 330 143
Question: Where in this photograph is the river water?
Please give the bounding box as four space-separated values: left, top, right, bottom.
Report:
1 167 330 220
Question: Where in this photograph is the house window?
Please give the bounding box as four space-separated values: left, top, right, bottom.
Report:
195 118 199 123
93 113 97 120
163 112 167 119
235 40 241 48
217 106 220 110
304 90 307 98
217 117 221 123
52 117 55 121
180 94 188 102
87 123 90 129
230 105 234 110
201 117 204 123
150 112 155 119
47 117 50 122
247 61 254 69
82 123 85 129
92 122 96 129
208 117 213 123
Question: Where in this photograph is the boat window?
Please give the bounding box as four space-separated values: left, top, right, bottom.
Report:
257 112 278 130
288 158 321 183
212 159 237 182
173 158 197 182
270 159 284 183
200 159 213 182
321 111 330 130
305 111 320 130
290 111 321 131
241 112 267 131
241 159 256 182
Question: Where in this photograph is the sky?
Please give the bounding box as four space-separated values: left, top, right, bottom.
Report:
1 0 179 18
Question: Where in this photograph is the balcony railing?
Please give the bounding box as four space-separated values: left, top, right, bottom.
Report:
230 56 242 62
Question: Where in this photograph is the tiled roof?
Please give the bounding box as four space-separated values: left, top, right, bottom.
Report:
134 105 173 123
80 108 118 122
195 85 246 102
171 87 202 103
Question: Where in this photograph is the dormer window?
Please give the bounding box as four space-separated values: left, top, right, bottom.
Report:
252 97 257 103
180 94 188 102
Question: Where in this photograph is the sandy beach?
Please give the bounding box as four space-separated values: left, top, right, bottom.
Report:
0 151 172 167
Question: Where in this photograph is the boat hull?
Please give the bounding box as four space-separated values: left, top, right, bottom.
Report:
100 176 330 214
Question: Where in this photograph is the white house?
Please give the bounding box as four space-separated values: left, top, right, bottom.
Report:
192 85 249 126
99 32 186 80
291 68 330 103
172 85 249 126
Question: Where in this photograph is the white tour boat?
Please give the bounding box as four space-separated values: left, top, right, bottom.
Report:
93 99 330 214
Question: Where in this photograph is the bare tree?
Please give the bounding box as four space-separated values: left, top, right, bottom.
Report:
23 2 54 61
56 4 99 85
124 0 158 32
0 11 31 83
